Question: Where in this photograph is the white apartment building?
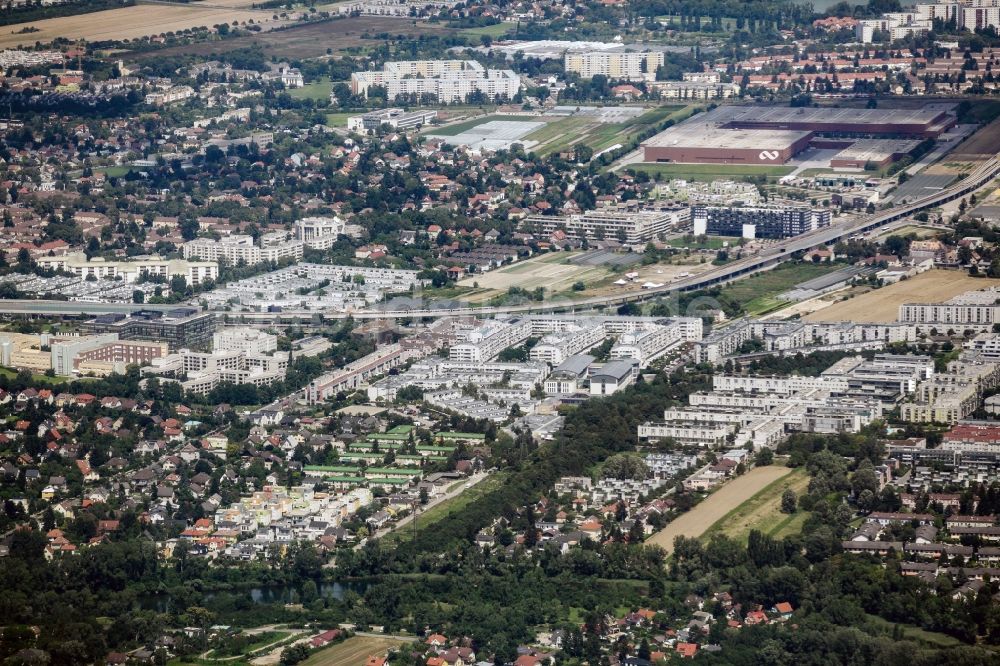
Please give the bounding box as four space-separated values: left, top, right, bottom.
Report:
183 233 304 266
530 324 606 365
564 51 665 81
609 324 685 364
916 0 1000 31
36 253 218 286
143 346 289 395
524 207 689 245
450 318 533 363
899 303 1000 332
350 60 520 103
145 86 195 106
856 12 932 42
637 420 735 447
213 328 278 355
295 216 345 250
647 80 739 100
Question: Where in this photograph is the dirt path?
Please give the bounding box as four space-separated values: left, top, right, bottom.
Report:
647 466 793 554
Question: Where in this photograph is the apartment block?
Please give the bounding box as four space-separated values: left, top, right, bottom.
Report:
36 253 218 286
564 51 665 81
183 233 304 266
524 207 689 245
450 318 533 363
295 216 345 250
692 205 831 240
350 60 520 103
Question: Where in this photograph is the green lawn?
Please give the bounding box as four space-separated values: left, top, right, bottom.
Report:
428 114 538 136
325 112 354 128
0 367 69 384
668 236 739 250
98 165 133 177
700 468 811 544
629 163 795 181
459 21 516 38
289 77 333 101
717 262 844 315
864 614 969 649
382 472 508 545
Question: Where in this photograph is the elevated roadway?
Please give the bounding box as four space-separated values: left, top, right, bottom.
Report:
1 156 997 324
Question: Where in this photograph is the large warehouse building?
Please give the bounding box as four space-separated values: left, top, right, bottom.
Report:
641 103 955 165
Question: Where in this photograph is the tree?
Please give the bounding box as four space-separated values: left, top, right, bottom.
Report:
279 644 310 666
602 453 649 480
781 489 797 514
419 486 429 505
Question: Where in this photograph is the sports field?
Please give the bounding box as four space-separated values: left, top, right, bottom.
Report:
0 2 280 49
804 269 1000 323
699 467 811 544
301 637 407 666
647 466 795 554
428 115 536 137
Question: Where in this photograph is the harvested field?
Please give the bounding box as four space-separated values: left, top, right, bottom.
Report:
803 269 1000 323
951 117 1000 160
0 3 280 49
700 467 811 544
456 252 607 301
301 637 407 666
647 466 795 554
128 16 450 60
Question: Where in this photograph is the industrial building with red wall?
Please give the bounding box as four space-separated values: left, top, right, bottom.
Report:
641 103 956 165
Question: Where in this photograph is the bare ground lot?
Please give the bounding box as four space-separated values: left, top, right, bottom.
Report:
129 16 451 61
0 4 279 49
646 466 794 554
803 269 1000 323
301 637 407 666
456 252 607 302
951 117 1000 161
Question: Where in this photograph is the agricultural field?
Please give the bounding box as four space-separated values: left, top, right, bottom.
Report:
950 115 1000 161
301 636 408 666
627 162 795 181
0 2 281 50
129 16 451 61
458 21 516 38
647 466 795 554
699 467 811 544
804 269 1000 323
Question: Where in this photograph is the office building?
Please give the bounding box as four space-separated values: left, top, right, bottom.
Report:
80 308 216 351
346 108 438 134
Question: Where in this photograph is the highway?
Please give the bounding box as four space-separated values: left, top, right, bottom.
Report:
1 155 997 324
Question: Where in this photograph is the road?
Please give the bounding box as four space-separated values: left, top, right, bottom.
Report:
2 155 998 324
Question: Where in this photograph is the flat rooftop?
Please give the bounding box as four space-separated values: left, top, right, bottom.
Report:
643 124 811 151
713 104 950 128
833 138 920 161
